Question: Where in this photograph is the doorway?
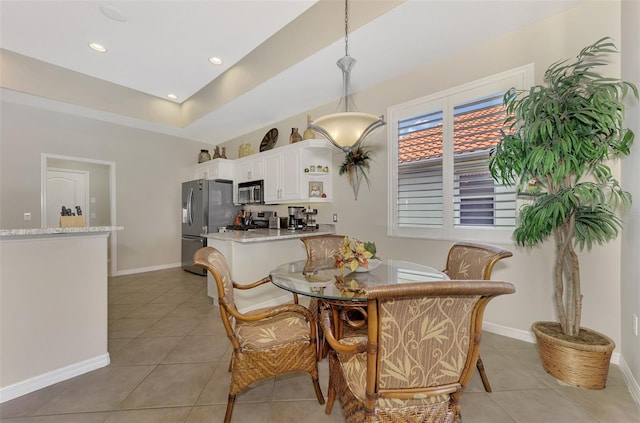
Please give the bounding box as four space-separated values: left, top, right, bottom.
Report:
41 154 117 275
46 168 90 228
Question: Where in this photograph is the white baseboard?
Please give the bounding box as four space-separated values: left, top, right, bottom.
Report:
0 353 110 403
113 262 181 276
618 356 640 406
483 321 536 344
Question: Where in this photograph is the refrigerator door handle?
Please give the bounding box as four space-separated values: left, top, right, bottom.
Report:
187 187 194 226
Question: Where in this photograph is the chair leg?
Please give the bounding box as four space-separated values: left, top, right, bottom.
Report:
312 376 325 404
224 394 236 423
325 385 336 414
476 354 492 392
325 354 336 414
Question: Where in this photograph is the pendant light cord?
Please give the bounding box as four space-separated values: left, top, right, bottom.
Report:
344 0 350 57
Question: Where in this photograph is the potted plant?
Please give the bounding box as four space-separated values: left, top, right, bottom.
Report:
339 146 372 200
489 37 638 389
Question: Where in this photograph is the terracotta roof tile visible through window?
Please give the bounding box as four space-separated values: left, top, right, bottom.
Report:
399 104 507 164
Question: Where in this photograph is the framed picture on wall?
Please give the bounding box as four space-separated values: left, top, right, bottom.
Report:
309 181 323 198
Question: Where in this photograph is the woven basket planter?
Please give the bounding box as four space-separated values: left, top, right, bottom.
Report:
532 321 615 390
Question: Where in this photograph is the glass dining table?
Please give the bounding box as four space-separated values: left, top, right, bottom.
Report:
269 258 450 349
269 258 449 302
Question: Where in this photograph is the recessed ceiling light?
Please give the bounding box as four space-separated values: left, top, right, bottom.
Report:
167 94 178 100
208 57 223 65
89 43 107 53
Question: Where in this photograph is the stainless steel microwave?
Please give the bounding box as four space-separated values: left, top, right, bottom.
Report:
238 180 264 205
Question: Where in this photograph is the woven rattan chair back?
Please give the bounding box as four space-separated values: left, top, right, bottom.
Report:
444 241 512 280
301 234 346 271
444 241 513 393
321 280 515 423
194 247 324 422
300 235 346 359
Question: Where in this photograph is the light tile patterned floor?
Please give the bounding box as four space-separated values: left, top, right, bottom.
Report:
1 267 639 422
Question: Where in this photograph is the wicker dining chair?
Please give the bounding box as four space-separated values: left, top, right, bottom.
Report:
300 234 346 271
193 247 324 423
300 234 346 358
320 280 515 423
443 241 513 392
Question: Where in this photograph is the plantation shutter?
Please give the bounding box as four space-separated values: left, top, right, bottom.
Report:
397 109 444 228
396 94 516 230
452 93 517 227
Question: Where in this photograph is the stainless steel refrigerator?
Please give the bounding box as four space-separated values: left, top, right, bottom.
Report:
181 179 238 275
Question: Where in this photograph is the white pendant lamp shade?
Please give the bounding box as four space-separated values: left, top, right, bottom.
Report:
309 0 385 152
310 112 385 153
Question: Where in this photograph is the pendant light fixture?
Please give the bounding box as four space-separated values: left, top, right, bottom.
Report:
309 0 386 153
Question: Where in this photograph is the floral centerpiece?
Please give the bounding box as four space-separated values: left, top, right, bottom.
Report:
334 236 378 272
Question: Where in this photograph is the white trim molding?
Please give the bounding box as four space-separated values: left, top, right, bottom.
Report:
0 354 110 403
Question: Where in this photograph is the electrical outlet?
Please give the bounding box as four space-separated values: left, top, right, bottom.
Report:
633 314 638 337
333 213 338 223
23 212 31 221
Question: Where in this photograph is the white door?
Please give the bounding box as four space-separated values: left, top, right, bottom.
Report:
46 169 89 227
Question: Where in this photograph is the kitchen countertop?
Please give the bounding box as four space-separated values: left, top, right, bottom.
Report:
0 226 124 238
205 224 335 243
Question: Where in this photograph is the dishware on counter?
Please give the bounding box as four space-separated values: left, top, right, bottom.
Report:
269 212 280 229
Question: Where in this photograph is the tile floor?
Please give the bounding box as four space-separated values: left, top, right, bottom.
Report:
1 267 639 422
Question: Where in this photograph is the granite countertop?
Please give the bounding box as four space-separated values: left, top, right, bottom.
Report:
205 224 335 243
1 226 124 237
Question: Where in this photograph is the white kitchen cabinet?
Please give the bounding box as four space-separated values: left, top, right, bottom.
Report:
263 139 333 204
188 158 234 181
234 156 264 183
233 156 264 204
264 149 300 203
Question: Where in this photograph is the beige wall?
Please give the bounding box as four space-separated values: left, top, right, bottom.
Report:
0 101 215 272
221 2 627 347
621 0 640 391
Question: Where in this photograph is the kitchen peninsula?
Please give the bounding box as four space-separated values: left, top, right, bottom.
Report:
0 226 123 402
205 224 335 312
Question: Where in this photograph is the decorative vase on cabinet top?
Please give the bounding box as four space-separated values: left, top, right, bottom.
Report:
290 128 302 144
303 115 316 140
198 149 211 163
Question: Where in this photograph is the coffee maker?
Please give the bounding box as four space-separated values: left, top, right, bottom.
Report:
287 206 305 230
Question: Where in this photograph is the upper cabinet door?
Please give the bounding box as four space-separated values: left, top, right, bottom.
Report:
263 149 300 203
278 149 300 201
235 156 263 183
263 154 281 203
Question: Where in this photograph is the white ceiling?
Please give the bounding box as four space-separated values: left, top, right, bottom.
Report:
0 0 583 145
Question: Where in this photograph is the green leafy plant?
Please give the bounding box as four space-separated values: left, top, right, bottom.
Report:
339 145 371 187
490 37 638 338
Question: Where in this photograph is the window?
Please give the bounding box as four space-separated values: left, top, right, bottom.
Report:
388 65 533 242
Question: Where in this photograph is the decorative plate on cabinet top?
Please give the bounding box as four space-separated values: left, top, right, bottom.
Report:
259 128 278 152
